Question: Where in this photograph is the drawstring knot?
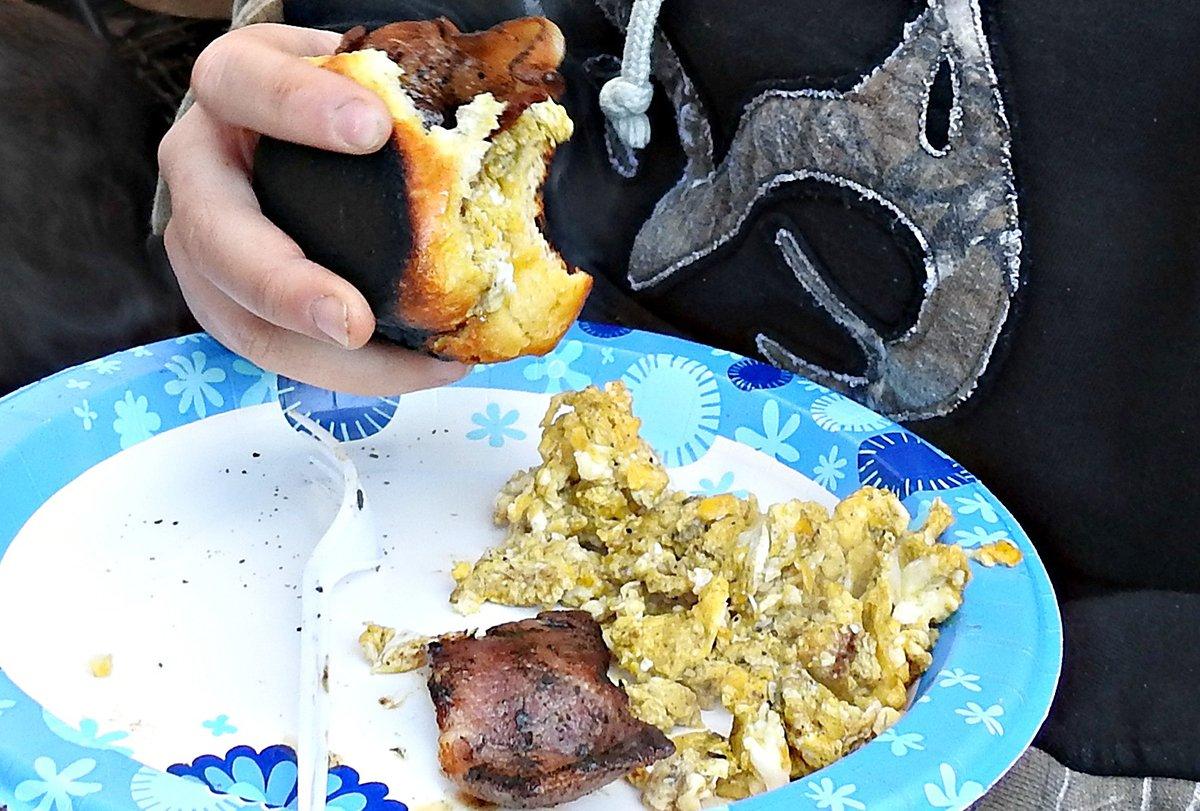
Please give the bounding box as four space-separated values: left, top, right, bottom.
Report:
599 0 665 149
599 76 654 148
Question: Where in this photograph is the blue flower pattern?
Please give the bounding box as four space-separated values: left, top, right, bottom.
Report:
85 358 122 376
924 763 983 808
73 401 97 431
467 404 526 448
937 668 982 692
695 472 749 499
168 746 404 811
735 399 801 463
112 391 162 449
202 715 238 737
953 526 1011 548
231 360 276 408
523 340 590 393
14 757 103 811
804 777 865 811
203 754 294 805
0 698 16 717
164 352 226 418
954 493 999 523
956 702 1005 736
875 728 925 756
812 445 847 490
43 712 132 756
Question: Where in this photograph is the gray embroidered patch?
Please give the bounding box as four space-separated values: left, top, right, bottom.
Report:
618 0 1022 421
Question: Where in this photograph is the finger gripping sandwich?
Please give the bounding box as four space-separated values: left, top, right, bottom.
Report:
252 17 592 363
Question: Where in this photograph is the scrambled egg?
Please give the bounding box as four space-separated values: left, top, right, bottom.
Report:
459 100 573 318
971 539 1024 567
448 382 990 809
359 624 430 674
89 654 113 678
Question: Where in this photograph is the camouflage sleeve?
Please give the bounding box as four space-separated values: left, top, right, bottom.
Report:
149 0 286 235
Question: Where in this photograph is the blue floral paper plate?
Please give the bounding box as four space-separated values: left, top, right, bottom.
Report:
0 325 1061 811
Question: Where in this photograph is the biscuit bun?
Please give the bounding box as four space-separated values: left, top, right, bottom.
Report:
252 17 591 364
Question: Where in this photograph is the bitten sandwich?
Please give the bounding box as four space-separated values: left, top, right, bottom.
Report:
253 17 592 363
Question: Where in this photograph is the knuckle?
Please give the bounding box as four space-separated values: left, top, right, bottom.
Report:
190 36 233 97
241 22 283 39
162 221 183 262
156 125 182 178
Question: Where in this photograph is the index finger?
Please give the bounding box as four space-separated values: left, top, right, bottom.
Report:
191 23 392 154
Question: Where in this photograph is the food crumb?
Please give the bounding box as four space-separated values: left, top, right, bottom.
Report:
389 746 406 758
971 540 1023 567
89 654 112 678
379 694 408 710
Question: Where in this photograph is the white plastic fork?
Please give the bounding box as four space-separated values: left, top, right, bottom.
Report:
291 412 382 811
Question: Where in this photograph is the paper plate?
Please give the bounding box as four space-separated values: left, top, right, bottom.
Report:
0 325 1061 811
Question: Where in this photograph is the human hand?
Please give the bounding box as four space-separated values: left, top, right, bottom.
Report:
158 23 467 395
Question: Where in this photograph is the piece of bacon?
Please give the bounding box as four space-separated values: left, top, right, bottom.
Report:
337 16 566 128
427 611 674 807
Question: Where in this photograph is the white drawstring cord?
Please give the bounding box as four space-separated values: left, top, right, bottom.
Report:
599 0 665 149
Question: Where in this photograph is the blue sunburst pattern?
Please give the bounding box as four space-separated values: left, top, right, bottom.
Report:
621 354 720 467
857 432 977 498
727 358 794 391
577 321 633 339
275 376 399 442
810 393 892 433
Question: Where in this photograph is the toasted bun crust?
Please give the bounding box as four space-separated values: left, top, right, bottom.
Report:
253 41 591 364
